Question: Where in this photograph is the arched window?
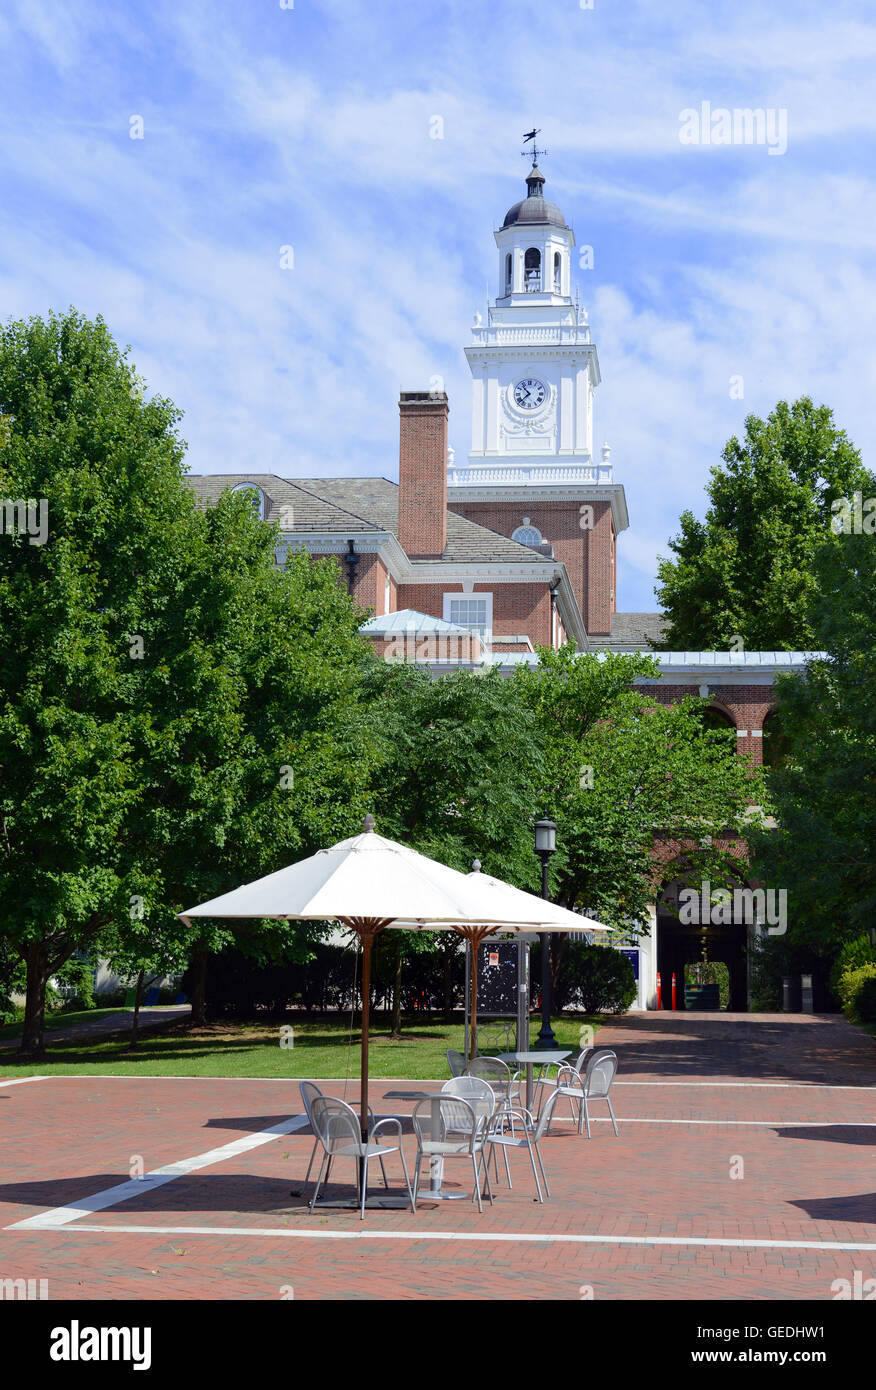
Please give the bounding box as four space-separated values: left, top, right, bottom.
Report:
512 517 543 548
231 482 266 521
505 252 512 292
553 250 562 292
524 247 541 292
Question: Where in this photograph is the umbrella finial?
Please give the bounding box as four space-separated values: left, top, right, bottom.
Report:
471 858 482 873
362 813 376 833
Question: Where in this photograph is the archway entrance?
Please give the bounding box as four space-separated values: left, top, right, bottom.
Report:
657 880 750 1011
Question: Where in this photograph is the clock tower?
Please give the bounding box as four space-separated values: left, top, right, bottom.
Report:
447 152 629 638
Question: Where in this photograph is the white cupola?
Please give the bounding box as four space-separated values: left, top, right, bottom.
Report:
495 162 575 303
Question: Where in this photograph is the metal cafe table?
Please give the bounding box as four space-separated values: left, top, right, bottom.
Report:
382 1089 469 1200
498 1049 571 1112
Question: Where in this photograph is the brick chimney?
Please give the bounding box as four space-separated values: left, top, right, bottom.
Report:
397 390 448 558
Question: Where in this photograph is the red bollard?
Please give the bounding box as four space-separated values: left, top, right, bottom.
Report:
656 971 662 1010
672 972 677 1011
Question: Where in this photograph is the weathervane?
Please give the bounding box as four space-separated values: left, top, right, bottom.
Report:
521 128 547 164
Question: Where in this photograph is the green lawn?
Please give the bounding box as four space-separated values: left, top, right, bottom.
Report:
0 1013 603 1079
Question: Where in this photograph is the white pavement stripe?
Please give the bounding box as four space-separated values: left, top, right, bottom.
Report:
7 1114 309 1231
39 1224 876 1254
0 1076 48 1088
615 1081 876 1091
551 1117 876 1126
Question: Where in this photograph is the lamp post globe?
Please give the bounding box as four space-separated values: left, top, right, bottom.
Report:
534 817 558 1049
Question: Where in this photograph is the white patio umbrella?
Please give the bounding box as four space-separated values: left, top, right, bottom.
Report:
179 816 610 1131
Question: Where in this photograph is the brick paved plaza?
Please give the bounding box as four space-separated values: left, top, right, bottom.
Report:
1 1012 874 1301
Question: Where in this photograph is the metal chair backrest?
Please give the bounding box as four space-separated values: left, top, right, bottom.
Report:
533 1087 564 1141
466 1055 512 1096
412 1094 478 1147
442 1075 495 1129
299 1080 323 1128
584 1048 617 1098
310 1094 362 1155
573 1046 594 1073
446 1048 466 1077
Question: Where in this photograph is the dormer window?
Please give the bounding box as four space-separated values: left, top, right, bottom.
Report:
231 482 267 521
512 517 543 548
524 248 541 292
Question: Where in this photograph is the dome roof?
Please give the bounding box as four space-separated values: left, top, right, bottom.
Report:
502 164 568 230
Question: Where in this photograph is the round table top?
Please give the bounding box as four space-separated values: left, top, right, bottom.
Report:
499 1049 571 1064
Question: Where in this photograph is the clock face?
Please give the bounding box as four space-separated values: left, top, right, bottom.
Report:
513 378 547 411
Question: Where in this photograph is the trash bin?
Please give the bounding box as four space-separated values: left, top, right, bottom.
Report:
782 975 801 1011
800 973 814 1013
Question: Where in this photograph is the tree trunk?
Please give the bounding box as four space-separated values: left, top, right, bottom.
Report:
442 939 454 1023
188 948 208 1026
19 940 51 1058
128 968 145 1050
390 950 402 1038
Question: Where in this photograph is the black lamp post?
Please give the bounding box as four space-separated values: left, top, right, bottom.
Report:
534 816 557 1049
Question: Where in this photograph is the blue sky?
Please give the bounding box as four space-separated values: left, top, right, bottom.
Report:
1 0 874 610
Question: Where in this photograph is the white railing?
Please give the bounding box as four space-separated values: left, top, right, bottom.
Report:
448 461 614 487
470 325 592 346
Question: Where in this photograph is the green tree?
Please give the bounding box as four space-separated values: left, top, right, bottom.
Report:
362 664 549 1032
656 399 869 650
0 309 190 1054
751 513 876 951
514 646 764 984
0 309 380 1054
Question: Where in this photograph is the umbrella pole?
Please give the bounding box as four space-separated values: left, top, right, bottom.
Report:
359 927 373 1140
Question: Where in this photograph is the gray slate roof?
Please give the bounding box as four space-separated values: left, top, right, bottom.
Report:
185 473 555 566
590 612 669 650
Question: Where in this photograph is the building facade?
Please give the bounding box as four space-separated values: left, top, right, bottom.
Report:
187 157 811 1012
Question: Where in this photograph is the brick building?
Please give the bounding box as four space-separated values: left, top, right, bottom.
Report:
186 156 814 1012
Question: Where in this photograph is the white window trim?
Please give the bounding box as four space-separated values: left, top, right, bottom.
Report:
443 592 493 642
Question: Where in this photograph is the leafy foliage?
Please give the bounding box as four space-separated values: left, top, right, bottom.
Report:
751 517 876 951
656 398 869 649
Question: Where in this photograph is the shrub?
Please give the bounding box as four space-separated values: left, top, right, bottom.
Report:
830 934 876 998
560 944 636 1015
837 963 876 1018
854 975 876 1025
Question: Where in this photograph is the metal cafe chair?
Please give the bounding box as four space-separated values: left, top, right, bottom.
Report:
465 1055 523 1133
308 1095 414 1221
480 1088 564 1203
411 1093 494 1213
299 1080 388 1192
446 1048 466 1077
553 1048 620 1138
443 1074 508 1185
531 1045 594 1121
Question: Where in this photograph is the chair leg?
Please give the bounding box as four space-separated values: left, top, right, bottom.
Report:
532 1139 550 1199
397 1146 415 1213
607 1095 619 1136
379 1155 389 1188
308 1151 327 1214
582 1094 591 1139
304 1136 318 1187
526 1137 544 1202
412 1152 421 1209
472 1155 483 1213
360 1155 368 1220
482 1149 494 1205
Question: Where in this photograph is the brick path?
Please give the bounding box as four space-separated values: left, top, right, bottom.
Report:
0 1005 191 1051
1 1011 874 1300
